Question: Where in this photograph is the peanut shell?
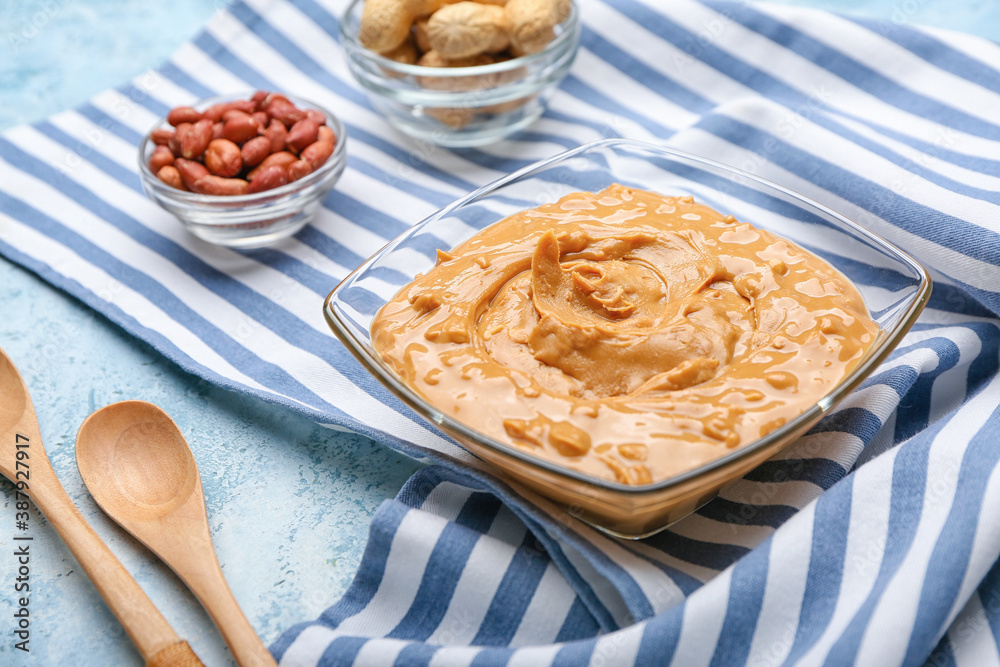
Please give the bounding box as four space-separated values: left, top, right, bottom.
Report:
427 2 508 58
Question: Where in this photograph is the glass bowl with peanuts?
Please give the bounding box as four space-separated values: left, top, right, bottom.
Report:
340 0 579 146
137 92 347 249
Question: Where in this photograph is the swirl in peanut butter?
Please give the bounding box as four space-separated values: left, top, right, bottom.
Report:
372 185 878 485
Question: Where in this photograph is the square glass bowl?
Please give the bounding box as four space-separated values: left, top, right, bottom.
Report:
324 139 931 538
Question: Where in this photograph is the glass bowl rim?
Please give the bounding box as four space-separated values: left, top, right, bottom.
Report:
338 0 580 79
324 137 932 495
136 92 348 210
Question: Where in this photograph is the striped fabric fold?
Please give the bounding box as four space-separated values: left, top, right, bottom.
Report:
3 0 1000 664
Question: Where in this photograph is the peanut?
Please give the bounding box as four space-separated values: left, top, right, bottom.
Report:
427 2 508 58
426 106 476 128
192 175 249 196
504 0 570 55
203 100 256 122
417 50 496 91
202 104 222 123
222 109 252 122
181 119 213 159
268 100 306 127
382 37 419 68
264 119 288 154
223 99 257 114
212 122 225 140
301 139 335 170
286 118 320 153
317 126 336 144
204 138 243 177
359 0 449 53
247 151 297 181
156 165 185 190
250 90 268 109
150 128 174 145
414 18 433 53
174 158 210 190
167 106 202 126
262 93 292 111
305 109 327 126
203 104 225 123
360 0 411 54
288 159 313 182
223 115 259 144
246 165 289 194
418 50 491 68
149 145 175 173
241 135 271 167
168 123 189 155
252 111 269 128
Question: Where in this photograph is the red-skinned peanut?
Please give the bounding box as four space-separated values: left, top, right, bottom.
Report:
286 119 320 153
269 101 306 127
223 115 259 144
305 109 326 126
317 125 336 144
169 122 190 155
151 128 174 145
287 159 313 181
149 145 175 173
174 158 210 190
167 106 202 126
241 136 271 167
156 165 185 190
264 119 287 154
192 175 249 196
302 139 334 170
181 119 213 160
247 151 297 180
204 139 243 178
246 165 290 194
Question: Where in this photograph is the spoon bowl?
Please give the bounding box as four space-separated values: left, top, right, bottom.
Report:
77 401 277 667
77 402 198 522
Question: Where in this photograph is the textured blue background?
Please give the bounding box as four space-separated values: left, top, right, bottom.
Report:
0 1 997 665
1 5 422 666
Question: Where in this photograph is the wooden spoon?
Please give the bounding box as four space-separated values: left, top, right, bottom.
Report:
0 348 202 666
75 400 277 667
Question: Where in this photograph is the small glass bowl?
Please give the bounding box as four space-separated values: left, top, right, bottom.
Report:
339 0 580 147
324 139 931 538
137 93 347 249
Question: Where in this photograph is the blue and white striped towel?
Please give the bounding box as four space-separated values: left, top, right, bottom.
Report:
2 0 1000 664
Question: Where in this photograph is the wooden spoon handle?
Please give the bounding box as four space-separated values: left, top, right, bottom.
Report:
146 640 204 667
29 466 202 665
182 554 276 667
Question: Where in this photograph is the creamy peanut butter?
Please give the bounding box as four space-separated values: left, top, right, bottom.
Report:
372 185 878 485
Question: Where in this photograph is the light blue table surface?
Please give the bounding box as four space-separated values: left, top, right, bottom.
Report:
0 1 997 665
